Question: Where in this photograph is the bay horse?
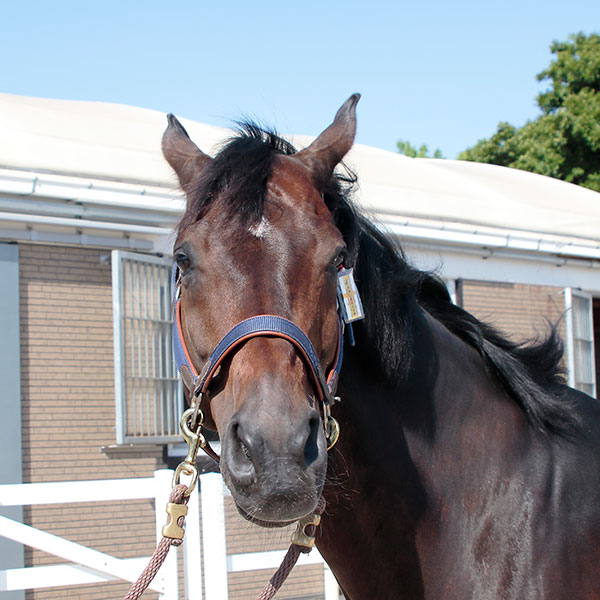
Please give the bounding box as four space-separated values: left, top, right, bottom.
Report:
162 95 600 599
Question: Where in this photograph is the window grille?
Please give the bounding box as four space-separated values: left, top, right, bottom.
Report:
112 250 183 443
565 288 597 399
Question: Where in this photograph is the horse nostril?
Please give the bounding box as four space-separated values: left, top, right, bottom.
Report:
232 421 253 461
304 414 321 467
239 437 252 462
227 420 257 484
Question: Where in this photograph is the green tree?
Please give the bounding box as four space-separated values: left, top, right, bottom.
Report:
397 139 444 159
459 32 600 192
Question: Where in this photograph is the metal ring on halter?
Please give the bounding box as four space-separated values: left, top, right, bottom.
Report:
173 462 199 497
322 401 340 450
326 417 340 450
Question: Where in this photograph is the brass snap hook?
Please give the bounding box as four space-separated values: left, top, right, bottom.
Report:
173 407 207 496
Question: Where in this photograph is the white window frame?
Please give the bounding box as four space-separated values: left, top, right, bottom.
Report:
564 288 597 399
112 250 183 444
445 279 458 305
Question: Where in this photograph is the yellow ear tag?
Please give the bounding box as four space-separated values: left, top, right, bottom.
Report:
336 268 365 323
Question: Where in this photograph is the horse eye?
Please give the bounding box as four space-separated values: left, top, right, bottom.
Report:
175 253 191 271
332 252 346 270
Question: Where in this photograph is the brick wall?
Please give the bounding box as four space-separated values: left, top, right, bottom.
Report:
21 245 577 599
22 246 574 598
458 279 567 346
20 243 163 600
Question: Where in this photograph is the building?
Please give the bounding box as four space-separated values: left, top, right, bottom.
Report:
0 93 598 599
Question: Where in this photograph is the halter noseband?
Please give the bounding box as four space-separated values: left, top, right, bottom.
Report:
172 269 343 461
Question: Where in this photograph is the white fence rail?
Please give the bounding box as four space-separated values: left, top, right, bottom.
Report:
0 469 183 597
0 470 339 599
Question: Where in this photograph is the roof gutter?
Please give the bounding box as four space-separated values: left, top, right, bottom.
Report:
0 168 183 213
0 211 172 236
381 219 600 263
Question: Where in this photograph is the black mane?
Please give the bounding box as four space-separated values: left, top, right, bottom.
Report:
176 123 576 435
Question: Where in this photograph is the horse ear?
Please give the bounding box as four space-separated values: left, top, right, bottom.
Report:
295 93 360 189
162 114 212 193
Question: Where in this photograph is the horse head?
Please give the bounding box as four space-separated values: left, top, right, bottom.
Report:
163 95 360 525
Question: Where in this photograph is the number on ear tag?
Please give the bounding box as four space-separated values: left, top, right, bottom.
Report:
336 268 365 323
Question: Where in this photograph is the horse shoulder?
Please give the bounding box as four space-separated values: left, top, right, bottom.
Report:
414 314 600 598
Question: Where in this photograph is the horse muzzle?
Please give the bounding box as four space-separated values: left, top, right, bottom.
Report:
172 295 343 523
221 401 328 524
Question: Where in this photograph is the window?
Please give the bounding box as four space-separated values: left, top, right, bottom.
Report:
112 250 183 443
564 288 597 399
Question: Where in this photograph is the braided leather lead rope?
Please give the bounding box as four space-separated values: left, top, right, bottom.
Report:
123 484 189 600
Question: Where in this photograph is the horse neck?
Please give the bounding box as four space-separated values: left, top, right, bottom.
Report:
322 307 544 599
333 306 529 514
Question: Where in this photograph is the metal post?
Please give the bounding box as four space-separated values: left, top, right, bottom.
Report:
200 473 229 599
183 482 202 600
324 564 340 600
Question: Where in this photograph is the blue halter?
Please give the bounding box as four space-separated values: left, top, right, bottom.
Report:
172 267 344 459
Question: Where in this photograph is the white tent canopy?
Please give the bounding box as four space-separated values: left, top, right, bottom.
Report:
1 93 599 254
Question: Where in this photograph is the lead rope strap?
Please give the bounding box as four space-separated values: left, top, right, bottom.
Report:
122 490 325 600
123 401 327 600
123 484 189 600
256 497 326 600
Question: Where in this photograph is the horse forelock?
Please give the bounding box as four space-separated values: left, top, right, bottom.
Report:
176 122 297 235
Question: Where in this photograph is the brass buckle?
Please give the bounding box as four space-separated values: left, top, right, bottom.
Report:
162 502 189 540
291 512 322 549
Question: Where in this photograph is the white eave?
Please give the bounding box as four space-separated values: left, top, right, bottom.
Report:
1 93 599 263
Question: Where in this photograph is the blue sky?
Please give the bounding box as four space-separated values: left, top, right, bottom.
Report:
2 1 599 158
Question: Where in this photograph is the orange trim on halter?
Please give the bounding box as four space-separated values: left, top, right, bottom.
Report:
176 300 198 378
